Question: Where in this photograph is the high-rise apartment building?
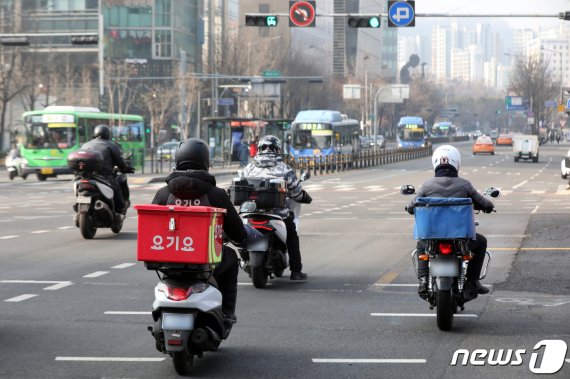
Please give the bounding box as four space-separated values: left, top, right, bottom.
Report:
431 25 451 80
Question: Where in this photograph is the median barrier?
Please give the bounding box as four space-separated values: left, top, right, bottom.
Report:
294 145 432 176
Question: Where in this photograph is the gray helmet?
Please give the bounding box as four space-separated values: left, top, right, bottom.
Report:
258 135 281 154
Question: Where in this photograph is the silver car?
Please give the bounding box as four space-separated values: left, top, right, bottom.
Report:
156 141 180 160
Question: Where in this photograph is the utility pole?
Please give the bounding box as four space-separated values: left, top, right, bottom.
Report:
179 48 187 139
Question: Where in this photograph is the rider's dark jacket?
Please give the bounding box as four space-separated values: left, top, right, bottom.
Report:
81 139 129 177
151 170 246 244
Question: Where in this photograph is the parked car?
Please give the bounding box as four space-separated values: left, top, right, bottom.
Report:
370 135 386 148
473 136 495 155
496 134 513 146
156 141 180 160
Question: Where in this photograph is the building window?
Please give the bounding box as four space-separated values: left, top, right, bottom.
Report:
154 29 172 58
155 0 172 27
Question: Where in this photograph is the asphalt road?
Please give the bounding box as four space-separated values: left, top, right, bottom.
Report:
0 142 569 378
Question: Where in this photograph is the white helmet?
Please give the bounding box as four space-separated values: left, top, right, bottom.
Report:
432 145 461 172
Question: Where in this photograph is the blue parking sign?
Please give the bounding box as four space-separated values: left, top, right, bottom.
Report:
388 1 415 27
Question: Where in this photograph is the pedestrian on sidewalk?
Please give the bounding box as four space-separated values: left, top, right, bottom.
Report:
239 139 250 168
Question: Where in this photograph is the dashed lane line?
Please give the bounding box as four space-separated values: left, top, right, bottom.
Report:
104 311 151 315
0 280 73 290
5 294 38 302
83 271 109 278
0 235 18 239
111 263 136 269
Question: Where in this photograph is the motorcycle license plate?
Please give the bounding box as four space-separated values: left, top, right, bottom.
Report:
162 313 194 331
41 168 53 175
76 196 91 204
430 260 458 277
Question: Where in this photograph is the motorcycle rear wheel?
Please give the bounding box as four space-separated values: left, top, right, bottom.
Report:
79 213 97 239
172 350 194 375
251 266 268 288
436 290 454 331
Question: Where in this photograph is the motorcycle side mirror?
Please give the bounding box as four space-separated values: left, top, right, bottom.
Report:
240 201 257 213
485 187 501 198
301 171 311 181
400 185 416 195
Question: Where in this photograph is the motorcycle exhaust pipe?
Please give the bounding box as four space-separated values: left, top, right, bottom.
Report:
94 200 114 221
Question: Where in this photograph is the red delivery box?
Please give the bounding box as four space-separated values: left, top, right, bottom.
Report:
135 205 226 265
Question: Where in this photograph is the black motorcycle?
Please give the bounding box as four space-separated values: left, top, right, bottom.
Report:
68 149 132 239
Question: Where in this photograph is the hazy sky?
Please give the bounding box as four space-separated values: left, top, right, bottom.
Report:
412 0 568 28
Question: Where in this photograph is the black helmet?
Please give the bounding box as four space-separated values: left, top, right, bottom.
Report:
93 125 111 140
258 135 281 154
175 138 209 171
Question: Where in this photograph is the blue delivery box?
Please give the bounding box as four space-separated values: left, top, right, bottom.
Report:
413 197 476 240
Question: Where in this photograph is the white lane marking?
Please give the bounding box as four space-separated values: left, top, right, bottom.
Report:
57 226 75 230
373 284 417 287
0 235 19 239
104 311 151 315
530 190 546 194
386 217 412 220
83 271 109 278
129 216 137 219
5 294 38 302
313 359 426 364
324 217 358 220
1 280 73 290
512 180 528 189
371 313 478 318
531 205 539 214
55 357 165 362
31 230 50 234
111 263 136 269
238 282 272 286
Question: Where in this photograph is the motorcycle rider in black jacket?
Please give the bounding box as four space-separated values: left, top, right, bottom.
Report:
81 125 133 213
151 138 246 323
407 145 494 296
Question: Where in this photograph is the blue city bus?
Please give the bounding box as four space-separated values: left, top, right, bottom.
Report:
396 116 426 148
289 110 360 157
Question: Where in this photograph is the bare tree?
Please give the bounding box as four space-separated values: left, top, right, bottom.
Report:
104 60 142 122
0 51 28 150
175 72 202 139
142 83 177 148
509 55 558 134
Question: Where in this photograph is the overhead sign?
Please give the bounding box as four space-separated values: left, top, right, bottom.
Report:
388 1 415 27
505 96 529 111
289 1 316 27
544 100 557 107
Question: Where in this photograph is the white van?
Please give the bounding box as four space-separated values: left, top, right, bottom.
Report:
513 135 539 163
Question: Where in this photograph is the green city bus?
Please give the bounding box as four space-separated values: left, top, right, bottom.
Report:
20 106 145 181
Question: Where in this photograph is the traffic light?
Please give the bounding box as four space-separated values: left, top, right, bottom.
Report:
245 15 278 27
348 16 381 28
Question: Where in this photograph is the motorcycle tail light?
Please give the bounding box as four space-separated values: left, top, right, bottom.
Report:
249 220 268 225
463 253 473 261
165 287 193 301
418 253 429 261
437 242 453 255
167 339 183 346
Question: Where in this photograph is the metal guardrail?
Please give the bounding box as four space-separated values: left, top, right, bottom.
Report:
292 146 433 176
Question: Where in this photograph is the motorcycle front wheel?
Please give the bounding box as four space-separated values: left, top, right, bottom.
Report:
251 266 268 288
172 350 194 375
436 290 454 331
79 213 97 239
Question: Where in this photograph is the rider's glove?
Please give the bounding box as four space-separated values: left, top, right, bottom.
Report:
300 190 313 204
405 206 415 215
483 207 494 214
126 166 135 174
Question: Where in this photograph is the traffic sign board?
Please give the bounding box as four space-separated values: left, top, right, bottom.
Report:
505 96 529 111
388 1 415 27
217 98 234 106
289 1 316 27
567 98 570 108
262 70 281 77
